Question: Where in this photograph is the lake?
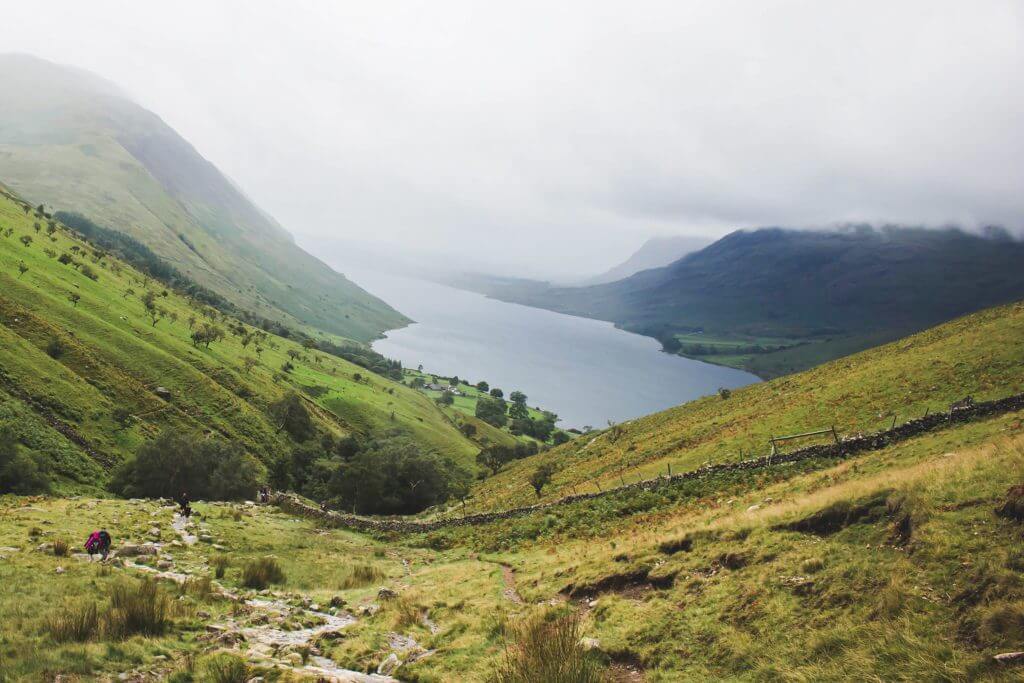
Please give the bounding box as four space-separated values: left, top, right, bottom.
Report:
337 269 758 429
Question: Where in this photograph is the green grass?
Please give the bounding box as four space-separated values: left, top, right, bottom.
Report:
0 189 477 488
466 299 1024 512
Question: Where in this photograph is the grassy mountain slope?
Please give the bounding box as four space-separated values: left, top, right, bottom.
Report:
0 187 475 490
470 226 1024 377
0 54 407 342
465 298 1024 512
2 347 1022 680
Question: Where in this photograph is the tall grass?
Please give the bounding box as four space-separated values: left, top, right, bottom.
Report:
492 610 605 683
242 557 286 589
339 562 384 589
52 539 70 557
201 653 250 683
104 579 172 638
46 602 99 642
211 555 231 579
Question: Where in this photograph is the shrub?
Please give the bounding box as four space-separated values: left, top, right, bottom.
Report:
269 393 314 441
800 557 825 574
47 601 100 642
338 563 385 589
52 539 70 557
183 576 215 600
104 579 172 638
45 337 68 359
201 653 250 683
0 428 50 494
493 609 605 683
211 555 231 579
242 557 286 589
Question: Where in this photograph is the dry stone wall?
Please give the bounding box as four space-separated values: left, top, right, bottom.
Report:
271 392 1024 534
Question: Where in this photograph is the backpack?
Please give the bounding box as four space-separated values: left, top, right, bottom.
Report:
98 530 111 547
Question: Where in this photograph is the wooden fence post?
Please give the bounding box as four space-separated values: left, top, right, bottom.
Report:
831 425 839 444
668 463 672 476
891 414 897 429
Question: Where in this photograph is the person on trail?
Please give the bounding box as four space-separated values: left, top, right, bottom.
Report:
178 491 192 518
258 486 269 504
84 529 112 561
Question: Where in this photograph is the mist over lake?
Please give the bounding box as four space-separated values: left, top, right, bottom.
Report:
345 269 758 428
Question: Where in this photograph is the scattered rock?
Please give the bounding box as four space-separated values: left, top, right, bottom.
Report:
377 653 401 675
199 534 213 543
994 651 1024 664
995 485 1024 521
580 637 601 650
746 504 761 512
0 546 21 553
359 603 380 617
329 596 347 609
55 566 65 574
377 587 398 601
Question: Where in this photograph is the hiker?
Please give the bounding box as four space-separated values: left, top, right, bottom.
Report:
84 529 112 561
178 491 192 518
258 486 270 504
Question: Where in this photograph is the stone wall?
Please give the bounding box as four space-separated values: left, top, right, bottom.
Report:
271 391 1024 534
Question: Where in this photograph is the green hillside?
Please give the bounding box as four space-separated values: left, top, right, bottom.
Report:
0 54 407 342
463 226 1024 378
1 301 1022 681
466 298 1024 512
0 186 476 493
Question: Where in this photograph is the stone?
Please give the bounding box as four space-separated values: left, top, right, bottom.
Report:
377 586 398 600
329 596 347 609
157 560 173 570
199 534 213 543
746 504 761 512
579 637 601 650
377 653 401 676
995 652 1024 664
55 566 65 574
0 546 21 553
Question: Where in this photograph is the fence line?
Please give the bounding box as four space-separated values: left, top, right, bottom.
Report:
271 391 1024 534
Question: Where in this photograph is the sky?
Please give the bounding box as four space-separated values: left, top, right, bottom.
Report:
1 1 1022 278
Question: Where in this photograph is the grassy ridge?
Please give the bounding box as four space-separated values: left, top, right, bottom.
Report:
465 299 1024 512
0 189 476 488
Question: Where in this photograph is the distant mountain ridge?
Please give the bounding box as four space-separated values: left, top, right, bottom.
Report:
464 225 1024 377
579 234 712 285
0 54 408 342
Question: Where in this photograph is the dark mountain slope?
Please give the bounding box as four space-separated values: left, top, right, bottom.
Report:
0 54 407 342
474 226 1024 377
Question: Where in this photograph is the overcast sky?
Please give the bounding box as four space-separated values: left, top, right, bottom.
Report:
2 1 1022 277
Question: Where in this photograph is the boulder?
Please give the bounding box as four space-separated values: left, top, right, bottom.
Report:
995 485 1024 521
377 653 401 676
994 652 1024 664
377 586 398 600
579 637 601 651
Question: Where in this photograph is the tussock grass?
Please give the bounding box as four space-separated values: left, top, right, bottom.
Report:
338 562 384 589
210 554 231 579
242 556 286 589
46 601 99 642
200 653 250 683
52 539 69 557
105 578 173 638
493 609 605 683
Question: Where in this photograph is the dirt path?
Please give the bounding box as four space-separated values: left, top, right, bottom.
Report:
500 564 524 604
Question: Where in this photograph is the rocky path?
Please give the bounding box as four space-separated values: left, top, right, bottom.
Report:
83 504 402 682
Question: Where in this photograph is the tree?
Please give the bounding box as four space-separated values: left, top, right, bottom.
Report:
269 393 314 441
19 235 32 247
529 462 557 498
326 431 471 514
302 338 317 350
476 381 489 392
242 357 259 373
67 293 81 307
45 222 57 237
475 396 507 428
476 445 512 475
109 431 264 500
489 387 504 399
33 222 41 233
148 305 165 327
509 401 529 420
287 349 301 361
436 391 454 406
410 376 425 389
168 311 179 326
552 430 571 445
17 261 28 278
191 324 224 348
112 407 133 430
460 422 477 437
187 315 196 330
0 428 50 494
510 390 527 405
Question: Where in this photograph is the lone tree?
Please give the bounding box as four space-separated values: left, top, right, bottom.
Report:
529 462 557 498
509 391 529 420
269 392 314 441
17 261 28 278
67 293 81 307
476 381 489 392
19 235 32 247
489 387 504 399
476 445 511 475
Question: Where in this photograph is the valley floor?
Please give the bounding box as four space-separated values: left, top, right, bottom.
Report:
3 405 1024 681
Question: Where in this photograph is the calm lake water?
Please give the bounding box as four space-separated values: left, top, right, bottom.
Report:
341 269 758 429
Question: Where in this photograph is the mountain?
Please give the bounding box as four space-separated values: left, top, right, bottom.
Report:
578 234 711 285
0 54 407 342
468 225 1024 377
0 187 476 490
